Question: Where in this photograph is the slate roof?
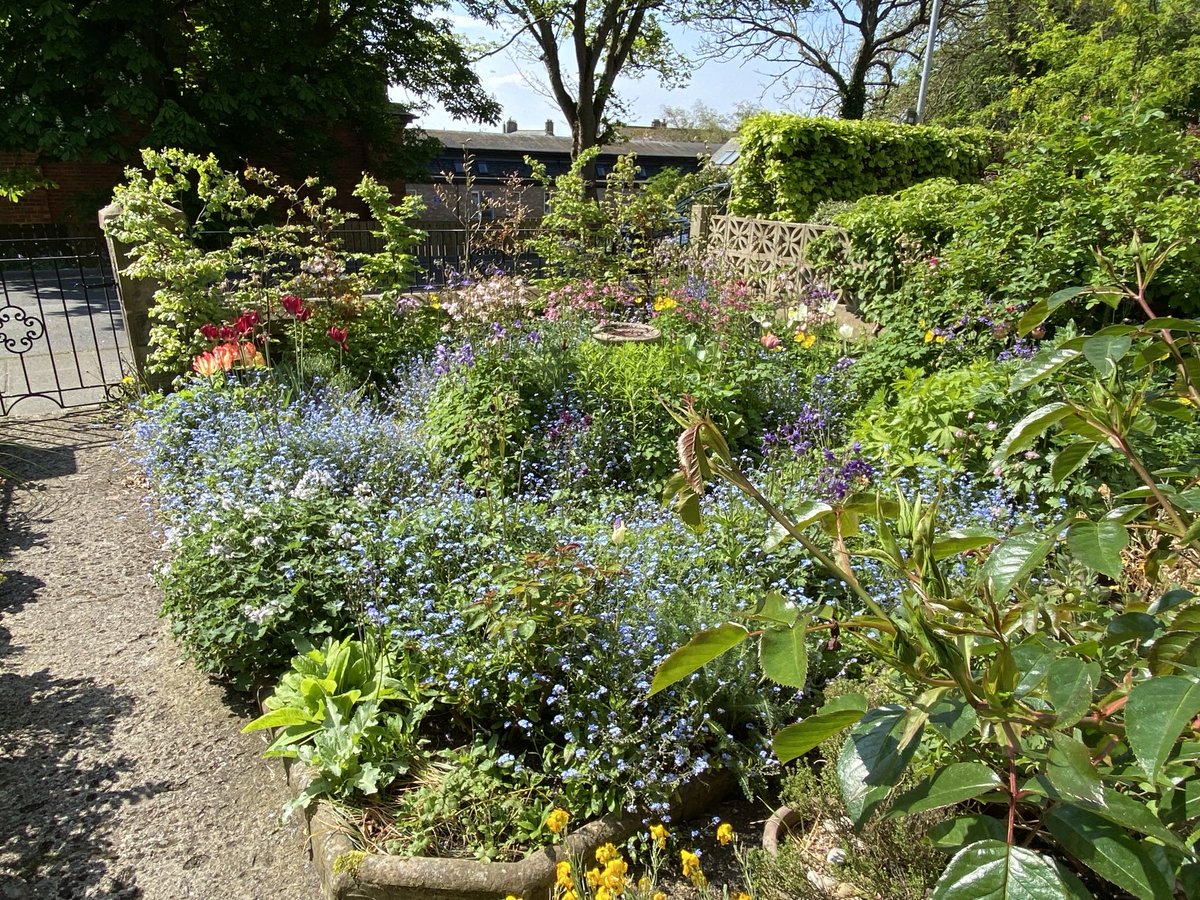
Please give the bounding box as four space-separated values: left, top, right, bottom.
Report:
423 129 715 159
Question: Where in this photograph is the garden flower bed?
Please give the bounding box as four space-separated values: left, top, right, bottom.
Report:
119 123 1200 898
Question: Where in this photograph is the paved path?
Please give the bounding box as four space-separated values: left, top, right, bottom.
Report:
0 414 318 899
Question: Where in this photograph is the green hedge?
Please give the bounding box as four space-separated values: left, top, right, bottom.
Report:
730 114 996 221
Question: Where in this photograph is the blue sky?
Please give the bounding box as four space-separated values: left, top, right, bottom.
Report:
390 15 809 133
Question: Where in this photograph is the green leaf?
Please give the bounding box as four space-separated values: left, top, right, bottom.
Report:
887 762 1001 818
926 815 1007 851
1045 734 1104 806
1103 612 1160 646
932 840 1092 899
764 500 832 551
1045 804 1175 898
1010 348 1082 392
1046 656 1098 728
1148 588 1196 615
836 706 924 826
1125 675 1200 782
649 623 749 696
1144 316 1200 333
993 402 1073 463
760 624 808 689
929 695 978 745
1081 334 1132 379
1012 638 1058 697
241 707 315 732
1075 787 1191 854
750 591 800 627
983 532 1056 599
1050 440 1098 487
1065 519 1128 580
933 529 999 560
773 708 864 763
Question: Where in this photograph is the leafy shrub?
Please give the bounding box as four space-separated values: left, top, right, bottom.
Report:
107 150 425 378
730 114 995 221
656 255 1200 898
814 106 1200 326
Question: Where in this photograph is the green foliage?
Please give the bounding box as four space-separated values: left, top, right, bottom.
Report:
730 114 995 222
0 165 53 202
919 0 1200 132
107 150 427 378
815 107 1200 328
243 637 423 815
158 488 359 690
656 250 1200 897
529 150 722 288
0 0 497 171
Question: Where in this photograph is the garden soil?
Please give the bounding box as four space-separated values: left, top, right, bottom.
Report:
0 413 318 900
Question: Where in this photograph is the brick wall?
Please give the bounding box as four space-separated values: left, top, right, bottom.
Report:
0 122 410 232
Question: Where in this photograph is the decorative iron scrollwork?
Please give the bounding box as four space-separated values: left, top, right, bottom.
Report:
0 305 46 354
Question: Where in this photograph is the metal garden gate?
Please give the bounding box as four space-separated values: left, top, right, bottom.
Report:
0 236 130 416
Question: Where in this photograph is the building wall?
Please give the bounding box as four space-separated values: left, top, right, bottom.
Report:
0 124 409 233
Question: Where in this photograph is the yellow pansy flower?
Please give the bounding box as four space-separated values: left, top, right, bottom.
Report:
794 330 816 348
653 295 678 312
716 822 734 845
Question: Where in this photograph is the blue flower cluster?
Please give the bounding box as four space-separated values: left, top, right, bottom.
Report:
130 374 794 834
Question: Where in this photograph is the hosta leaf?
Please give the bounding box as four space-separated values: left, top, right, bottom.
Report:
836 706 924 826
931 840 1092 899
887 762 1001 818
760 624 808 688
773 708 864 763
649 623 748 696
242 707 315 732
1125 675 1200 782
993 402 1073 462
982 532 1056 599
1046 804 1175 898
1065 519 1128 579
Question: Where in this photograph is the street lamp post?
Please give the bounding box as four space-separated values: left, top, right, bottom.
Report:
915 0 944 123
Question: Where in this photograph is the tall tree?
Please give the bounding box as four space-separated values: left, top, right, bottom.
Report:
0 1 499 175
464 0 687 169
689 0 943 120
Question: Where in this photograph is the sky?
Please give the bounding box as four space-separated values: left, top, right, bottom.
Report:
389 14 811 134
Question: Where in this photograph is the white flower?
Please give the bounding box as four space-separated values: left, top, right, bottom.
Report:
250 534 274 551
837 323 855 340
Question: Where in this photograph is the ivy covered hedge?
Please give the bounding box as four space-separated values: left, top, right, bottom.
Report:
730 114 997 221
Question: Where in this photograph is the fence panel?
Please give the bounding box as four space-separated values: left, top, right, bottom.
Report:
701 212 849 298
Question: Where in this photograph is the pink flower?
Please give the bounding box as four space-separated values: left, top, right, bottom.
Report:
760 332 780 350
927 256 941 269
